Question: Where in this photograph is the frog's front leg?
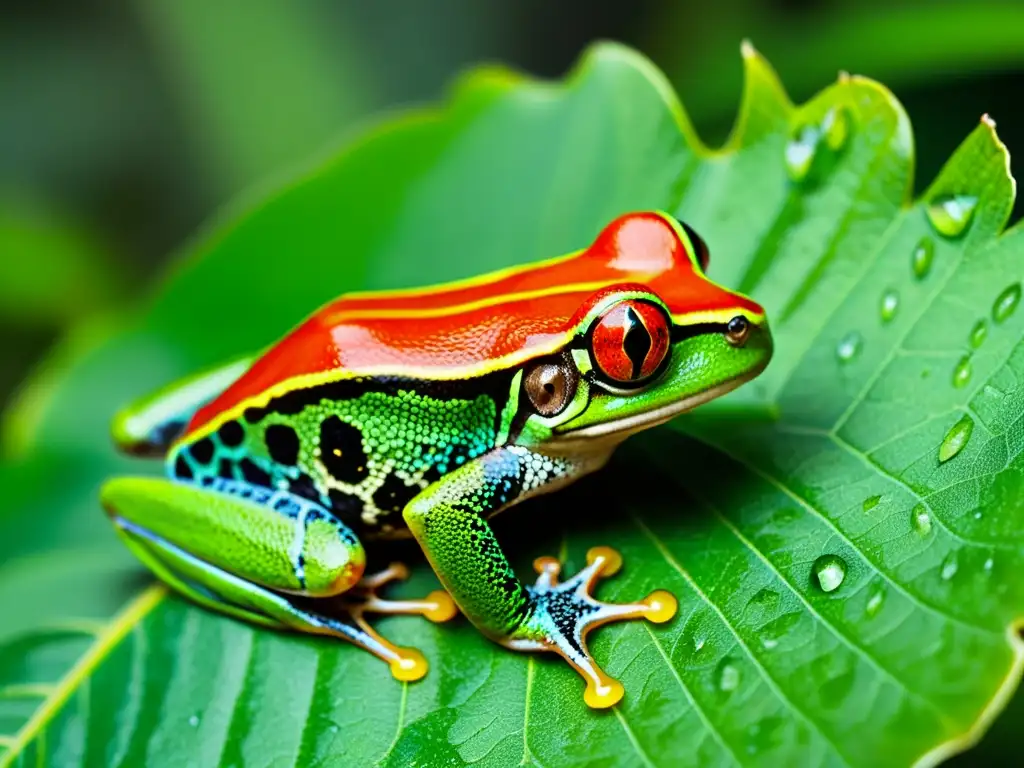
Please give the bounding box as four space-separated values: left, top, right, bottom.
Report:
404 447 678 708
101 477 454 681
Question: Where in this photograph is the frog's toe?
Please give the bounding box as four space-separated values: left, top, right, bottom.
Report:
505 546 678 709
344 562 459 624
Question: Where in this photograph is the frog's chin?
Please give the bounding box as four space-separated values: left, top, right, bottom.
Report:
543 373 753 453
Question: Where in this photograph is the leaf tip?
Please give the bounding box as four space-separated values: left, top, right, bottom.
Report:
722 40 791 150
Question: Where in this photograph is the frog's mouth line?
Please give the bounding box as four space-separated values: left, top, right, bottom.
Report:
545 366 763 449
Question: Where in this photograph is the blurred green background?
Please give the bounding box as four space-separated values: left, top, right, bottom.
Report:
2 0 1023 419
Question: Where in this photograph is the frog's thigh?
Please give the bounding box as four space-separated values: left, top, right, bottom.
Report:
101 476 365 598
105 477 431 681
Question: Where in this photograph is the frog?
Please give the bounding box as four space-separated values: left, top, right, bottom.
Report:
101 211 771 708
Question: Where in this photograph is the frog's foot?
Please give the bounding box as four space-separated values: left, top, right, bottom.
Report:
110 517 434 683
503 546 677 709
343 562 458 623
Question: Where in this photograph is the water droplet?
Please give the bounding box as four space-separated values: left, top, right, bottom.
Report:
992 283 1022 324
911 503 932 535
812 554 847 593
911 237 935 279
952 355 972 388
984 556 995 572
969 320 988 348
865 584 886 617
836 332 862 363
939 415 974 463
973 510 983 520
746 587 780 618
785 126 819 182
927 194 978 238
940 551 959 581
879 290 899 322
822 106 850 151
759 613 800 651
188 714 200 728
862 495 881 512
716 657 740 693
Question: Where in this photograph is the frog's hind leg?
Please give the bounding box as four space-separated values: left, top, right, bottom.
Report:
102 476 430 681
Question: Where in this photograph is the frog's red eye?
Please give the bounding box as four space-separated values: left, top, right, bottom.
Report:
590 300 671 385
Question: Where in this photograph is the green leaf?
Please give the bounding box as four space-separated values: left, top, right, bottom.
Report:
136 0 377 195
652 1 1024 123
4 42 1024 766
0 203 121 325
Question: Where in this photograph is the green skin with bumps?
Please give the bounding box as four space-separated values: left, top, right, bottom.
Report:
102 290 771 706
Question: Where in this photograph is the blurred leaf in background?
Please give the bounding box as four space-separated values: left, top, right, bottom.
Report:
4 0 1024 413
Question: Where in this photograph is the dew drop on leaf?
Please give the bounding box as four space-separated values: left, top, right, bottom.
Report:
836 332 862 362
759 613 800 651
984 556 995 572
715 657 741 692
911 237 934 279
812 554 847 593
822 106 850 151
939 415 974 463
992 283 1022 324
911 503 932 535
746 587 780 616
785 125 819 182
865 583 886 617
951 355 972 389
940 551 959 581
880 290 899 322
188 714 200 727
969 319 988 349
926 194 978 238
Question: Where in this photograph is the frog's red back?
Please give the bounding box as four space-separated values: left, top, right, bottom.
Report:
185 211 764 436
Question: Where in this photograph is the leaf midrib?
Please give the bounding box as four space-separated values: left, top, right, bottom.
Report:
0 585 165 768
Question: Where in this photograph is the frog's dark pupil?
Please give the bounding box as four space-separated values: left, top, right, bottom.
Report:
622 307 652 379
265 424 300 465
728 316 748 335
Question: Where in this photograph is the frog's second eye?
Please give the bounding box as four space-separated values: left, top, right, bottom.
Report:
590 300 671 386
675 218 710 273
524 358 578 416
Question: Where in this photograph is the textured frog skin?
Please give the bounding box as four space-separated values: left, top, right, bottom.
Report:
104 210 772 704
168 374 512 535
